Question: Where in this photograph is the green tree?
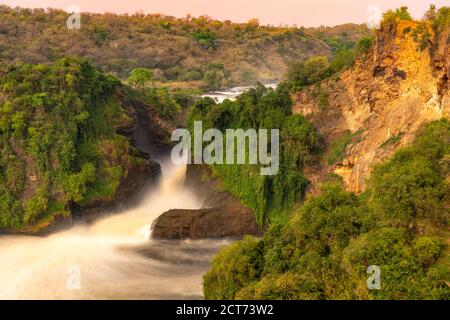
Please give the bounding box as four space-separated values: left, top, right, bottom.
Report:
127 68 154 90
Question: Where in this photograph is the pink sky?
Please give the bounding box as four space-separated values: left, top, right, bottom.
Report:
0 0 447 26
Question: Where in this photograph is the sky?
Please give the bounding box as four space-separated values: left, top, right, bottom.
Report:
0 0 448 27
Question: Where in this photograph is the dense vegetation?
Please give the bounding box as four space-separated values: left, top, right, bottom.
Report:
0 58 146 228
0 6 371 89
204 120 450 299
185 29 377 226
202 5 450 300
282 34 374 92
188 85 321 224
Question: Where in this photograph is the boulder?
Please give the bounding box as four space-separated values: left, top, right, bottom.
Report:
152 207 261 240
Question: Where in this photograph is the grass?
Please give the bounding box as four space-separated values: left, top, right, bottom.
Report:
325 129 363 165
380 132 404 148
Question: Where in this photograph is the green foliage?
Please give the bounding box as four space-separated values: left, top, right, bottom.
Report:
62 163 96 202
284 38 374 92
325 130 361 165
191 29 218 50
0 58 143 228
432 6 450 34
292 182 365 249
383 6 413 25
188 84 320 224
356 36 375 55
128 68 154 90
286 56 331 90
0 191 21 227
313 86 329 110
23 187 48 225
379 131 404 148
369 121 450 225
329 49 356 73
142 88 182 119
88 25 110 45
319 36 354 54
203 64 226 90
411 23 432 51
204 120 450 300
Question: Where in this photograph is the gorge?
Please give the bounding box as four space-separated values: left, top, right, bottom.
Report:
0 4 448 301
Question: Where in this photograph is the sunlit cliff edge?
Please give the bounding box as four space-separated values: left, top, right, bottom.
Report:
293 20 449 193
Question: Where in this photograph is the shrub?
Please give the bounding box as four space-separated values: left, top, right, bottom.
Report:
357 36 375 55
191 29 217 49
383 6 413 25
203 236 263 299
0 191 21 227
203 120 449 300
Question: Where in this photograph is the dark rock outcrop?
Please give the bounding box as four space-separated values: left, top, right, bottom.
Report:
152 164 262 240
152 208 261 240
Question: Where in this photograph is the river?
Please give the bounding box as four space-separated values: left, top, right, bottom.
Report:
201 82 278 103
0 160 231 299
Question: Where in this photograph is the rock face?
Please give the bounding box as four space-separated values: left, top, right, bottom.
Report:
78 94 164 222
152 164 262 240
293 20 449 193
152 208 261 239
78 155 161 221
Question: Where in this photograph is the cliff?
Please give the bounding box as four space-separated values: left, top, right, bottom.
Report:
293 20 449 193
0 58 164 234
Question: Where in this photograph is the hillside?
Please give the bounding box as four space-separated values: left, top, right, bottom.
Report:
0 6 369 89
0 58 162 233
202 7 450 300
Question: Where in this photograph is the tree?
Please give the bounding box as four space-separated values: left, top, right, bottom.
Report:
203 65 225 90
356 36 375 54
383 6 413 25
424 4 437 21
286 56 330 89
127 68 154 90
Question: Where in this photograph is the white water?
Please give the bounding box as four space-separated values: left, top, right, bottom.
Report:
0 161 228 300
201 82 278 103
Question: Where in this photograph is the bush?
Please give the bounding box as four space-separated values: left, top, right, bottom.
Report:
203 65 225 90
0 191 21 227
357 36 375 55
127 68 154 90
432 7 450 34
203 236 263 299
383 6 413 25
143 88 181 119
286 56 331 90
325 130 356 165
192 29 217 49
204 120 450 300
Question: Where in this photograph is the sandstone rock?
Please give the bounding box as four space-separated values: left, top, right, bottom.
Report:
293 20 449 193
